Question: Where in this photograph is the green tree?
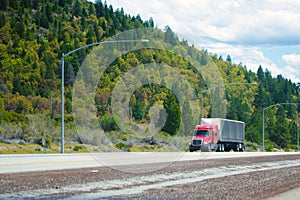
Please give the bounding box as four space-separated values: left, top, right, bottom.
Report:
271 106 291 148
88 3 96 15
22 0 31 8
73 0 82 17
86 25 96 44
15 20 26 37
182 100 193 136
58 0 65 7
0 13 6 28
40 12 49 29
132 95 144 121
245 109 262 144
9 0 20 9
162 91 180 135
164 26 177 46
0 0 8 10
226 55 232 63
46 3 54 23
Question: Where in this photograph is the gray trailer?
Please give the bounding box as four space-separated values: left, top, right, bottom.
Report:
201 118 245 152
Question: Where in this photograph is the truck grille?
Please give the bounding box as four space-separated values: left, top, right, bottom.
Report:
192 139 202 146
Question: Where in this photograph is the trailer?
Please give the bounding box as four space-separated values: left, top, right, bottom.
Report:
189 118 245 152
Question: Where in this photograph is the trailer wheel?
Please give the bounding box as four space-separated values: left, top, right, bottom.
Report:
240 144 245 152
223 144 228 152
235 144 240 152
218 144 224 152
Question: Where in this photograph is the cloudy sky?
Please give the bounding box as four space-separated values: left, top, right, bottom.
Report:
106 0 300 83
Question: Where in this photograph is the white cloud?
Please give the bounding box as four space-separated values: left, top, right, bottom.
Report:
282 54 300 66
205 43 274 72
107 0 300 46
281 54 300 82
281 65 300 83
106 0 300 83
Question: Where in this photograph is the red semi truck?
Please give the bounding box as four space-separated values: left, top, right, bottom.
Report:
189 118 245 152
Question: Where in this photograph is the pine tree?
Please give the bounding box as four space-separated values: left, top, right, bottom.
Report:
22 0 31 8
162 92 180 135
0 0 8 11
226 55 232 63
0 13 6 28
9 0 20 10
58 0 65 7
149 17 154 27
15 20 26 37
133 96 144 121
86 25 95 44
45 3 53 23
182 100 193 136
32 0 39 9
271 106 291 148
40 12 49 29
73 0 82 17
13 74 22 95
88 3 95 15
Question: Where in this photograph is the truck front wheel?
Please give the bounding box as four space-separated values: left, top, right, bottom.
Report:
201 144 211 152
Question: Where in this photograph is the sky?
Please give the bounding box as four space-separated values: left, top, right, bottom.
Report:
105 0 300 83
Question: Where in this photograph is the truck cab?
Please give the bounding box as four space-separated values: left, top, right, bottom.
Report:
189 125 218 152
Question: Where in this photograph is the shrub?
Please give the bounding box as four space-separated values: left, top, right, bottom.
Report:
73 145 86 151
115 142 130 152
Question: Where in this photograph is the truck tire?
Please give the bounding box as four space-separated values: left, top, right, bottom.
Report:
201 145 211 152
240 144 245 152
218 144 224 152
224 144 229 152
189 146 194 152
235 144 240 152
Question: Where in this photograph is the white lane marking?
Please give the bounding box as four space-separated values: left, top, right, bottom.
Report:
1 159 300 199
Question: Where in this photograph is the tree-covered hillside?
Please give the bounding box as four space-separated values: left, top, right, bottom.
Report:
0 0 299 152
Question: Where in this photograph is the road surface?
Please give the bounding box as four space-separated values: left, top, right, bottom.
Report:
0 152 300 199
1 152 299 173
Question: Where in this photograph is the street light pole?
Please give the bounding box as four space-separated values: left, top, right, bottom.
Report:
297 122 299 152
61 39 149 153
61 53 65 154
201 82 257 118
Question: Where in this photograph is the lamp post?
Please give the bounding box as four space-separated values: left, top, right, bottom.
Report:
201 82 257 118
297 121 299 152
262 103 299 152
61 39 149 153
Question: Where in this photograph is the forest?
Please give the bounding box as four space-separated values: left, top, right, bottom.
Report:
0 0 300 152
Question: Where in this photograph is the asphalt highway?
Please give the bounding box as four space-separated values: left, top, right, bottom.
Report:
1 151 299 174
1 152 300 199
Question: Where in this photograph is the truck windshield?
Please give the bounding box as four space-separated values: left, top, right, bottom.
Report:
194 130 209 136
